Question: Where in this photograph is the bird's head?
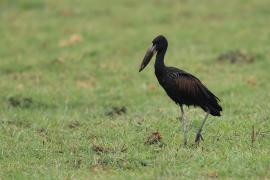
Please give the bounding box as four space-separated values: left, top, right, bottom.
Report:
139 35 168 72
152 35 168 51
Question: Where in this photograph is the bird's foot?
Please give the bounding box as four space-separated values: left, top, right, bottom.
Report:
195 133 204 143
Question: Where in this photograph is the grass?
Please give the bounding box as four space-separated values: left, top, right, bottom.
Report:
0 0 270 179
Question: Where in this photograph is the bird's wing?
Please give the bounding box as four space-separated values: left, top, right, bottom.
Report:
171 72 204 98
165 69 220 102
163 67 222 115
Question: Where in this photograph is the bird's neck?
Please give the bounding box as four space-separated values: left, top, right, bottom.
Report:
155 48 166 72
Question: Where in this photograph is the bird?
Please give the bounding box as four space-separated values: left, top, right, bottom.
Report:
139 35 222 145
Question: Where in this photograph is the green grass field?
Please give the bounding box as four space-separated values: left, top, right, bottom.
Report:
1 0 270 179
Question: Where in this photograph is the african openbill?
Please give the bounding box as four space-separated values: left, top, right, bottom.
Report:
139 35 222 145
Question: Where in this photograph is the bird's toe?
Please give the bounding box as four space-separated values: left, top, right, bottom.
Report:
195 133 204 143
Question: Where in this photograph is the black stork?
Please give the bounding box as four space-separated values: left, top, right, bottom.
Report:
139 35 222 145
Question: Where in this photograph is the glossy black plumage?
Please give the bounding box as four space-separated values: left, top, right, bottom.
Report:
156 67 222 116
139 35 222 144
140 35 222 116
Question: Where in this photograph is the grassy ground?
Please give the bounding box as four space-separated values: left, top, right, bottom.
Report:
1 0 270 179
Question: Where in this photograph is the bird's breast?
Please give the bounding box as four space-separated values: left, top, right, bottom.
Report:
155 71 165 84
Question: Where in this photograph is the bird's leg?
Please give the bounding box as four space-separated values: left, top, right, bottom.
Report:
179 105 188 146
195 111 209 143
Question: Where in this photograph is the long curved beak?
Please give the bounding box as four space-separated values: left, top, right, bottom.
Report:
139 44 156 72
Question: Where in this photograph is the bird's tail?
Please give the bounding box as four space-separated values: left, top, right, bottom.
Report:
200 86 222 116
208 102 222 116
